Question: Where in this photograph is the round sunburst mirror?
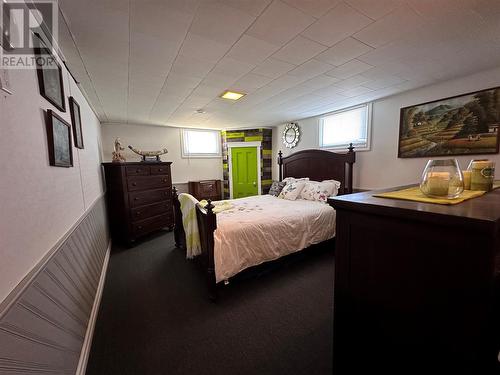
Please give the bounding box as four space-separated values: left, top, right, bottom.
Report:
282 123 300 148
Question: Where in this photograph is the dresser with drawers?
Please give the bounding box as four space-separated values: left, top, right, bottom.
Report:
188 179 222 201
102 162 173 245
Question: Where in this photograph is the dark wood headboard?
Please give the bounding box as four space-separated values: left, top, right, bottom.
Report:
278 146 356 195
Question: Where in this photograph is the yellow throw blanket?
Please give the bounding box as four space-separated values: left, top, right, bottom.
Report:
373 182 500 205
198 200 234 213
178 193 201 258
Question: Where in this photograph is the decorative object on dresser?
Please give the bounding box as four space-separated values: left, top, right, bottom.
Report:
328 186 500 373
35 47 66 112
69 96 84 148
282 122 300 148
398 86 500 158
128 145 169 162
45 109 73 167
102 162 173 245
188 180 222 201
112 137 126 162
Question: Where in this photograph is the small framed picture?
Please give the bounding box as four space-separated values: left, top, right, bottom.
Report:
35 48 66 112
69 96 84 149
46 109 73 167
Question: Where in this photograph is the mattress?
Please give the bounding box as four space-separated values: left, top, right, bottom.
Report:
213 195 336 282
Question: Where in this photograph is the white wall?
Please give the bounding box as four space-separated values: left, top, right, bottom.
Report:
101 123 223 184
0 57 104 303
273 66 500 190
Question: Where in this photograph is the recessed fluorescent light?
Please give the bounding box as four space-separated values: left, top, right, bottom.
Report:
220 90 245 100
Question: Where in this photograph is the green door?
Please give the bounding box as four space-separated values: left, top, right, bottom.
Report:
231 147 258 198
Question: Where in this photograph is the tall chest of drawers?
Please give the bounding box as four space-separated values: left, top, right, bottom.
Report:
102 162 173 245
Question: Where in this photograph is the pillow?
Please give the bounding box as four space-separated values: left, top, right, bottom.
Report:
278 180 306 201
282 177 309 184
268 181 286 196
300 180 341 203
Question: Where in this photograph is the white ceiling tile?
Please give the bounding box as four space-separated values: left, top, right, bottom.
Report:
340 85 373 97
353 4 422 48
362 75 406 90
345 0 403 20
226 34 280 65
325 59 374 79
282 0 342 18
189 1 255 45
220 0 272 17
301 74 341 89
312 84 347 97
333 74 372 89
301 2 373 46
211 57 256 79
232 73 274 92
170 54 215 78
272 35 327 65
246 0 316 46
315 37 373 66
252 58 296 79
287 59 334 80
178 32 232 64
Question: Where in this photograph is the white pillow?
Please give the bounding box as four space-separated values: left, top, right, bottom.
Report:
282 177 309 184
300 180 341 203
278 180 307 200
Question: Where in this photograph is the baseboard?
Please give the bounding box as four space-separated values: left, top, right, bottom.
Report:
76 240 112 375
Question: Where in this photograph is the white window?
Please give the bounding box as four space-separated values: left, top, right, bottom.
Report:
181 129 221 158
319 103 372 151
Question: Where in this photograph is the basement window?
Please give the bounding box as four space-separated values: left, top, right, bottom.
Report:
319 103 372 151
181 129 221 158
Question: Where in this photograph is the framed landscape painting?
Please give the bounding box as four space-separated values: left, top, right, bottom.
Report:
46 109 73 167
398 87 500 158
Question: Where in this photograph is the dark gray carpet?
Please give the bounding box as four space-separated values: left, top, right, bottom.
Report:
86 231 334 375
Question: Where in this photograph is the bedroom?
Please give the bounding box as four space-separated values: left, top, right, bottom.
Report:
1 0 500 373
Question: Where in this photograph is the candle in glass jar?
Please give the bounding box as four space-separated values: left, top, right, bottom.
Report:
462 170 471 190
426 171 450 196
470 160 495 191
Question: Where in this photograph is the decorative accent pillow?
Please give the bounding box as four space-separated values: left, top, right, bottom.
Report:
300 180 341 203
282 177 309 184
268 181 286 196
278 181 306 200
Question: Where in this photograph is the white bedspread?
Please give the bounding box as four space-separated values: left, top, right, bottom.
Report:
213 195 336 282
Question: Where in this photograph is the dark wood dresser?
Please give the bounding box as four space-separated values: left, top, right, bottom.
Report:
102 162 173 245
328 186 500 373
188 179 221 201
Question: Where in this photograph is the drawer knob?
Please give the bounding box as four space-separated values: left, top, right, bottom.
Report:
134 197 139 201
164 192 168 195
138 225 143 229
163 179 167 183
136 169 140 173
136 211 141 216
132 182 137 186
158 168 163 172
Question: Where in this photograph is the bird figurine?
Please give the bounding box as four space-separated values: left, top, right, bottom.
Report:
128 145 168 162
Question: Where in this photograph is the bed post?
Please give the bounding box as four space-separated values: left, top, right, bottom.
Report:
347 143 355 194
278 150 283 182
203 200 217 301
172 186 185 249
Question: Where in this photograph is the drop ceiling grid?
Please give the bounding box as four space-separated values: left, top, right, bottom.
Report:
58 0 500 129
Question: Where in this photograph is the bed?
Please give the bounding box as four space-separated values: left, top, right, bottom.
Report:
173 147 356 299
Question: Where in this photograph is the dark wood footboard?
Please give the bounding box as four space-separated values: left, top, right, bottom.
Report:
173 187 218 300
195 200 217 301
173 187 185 249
